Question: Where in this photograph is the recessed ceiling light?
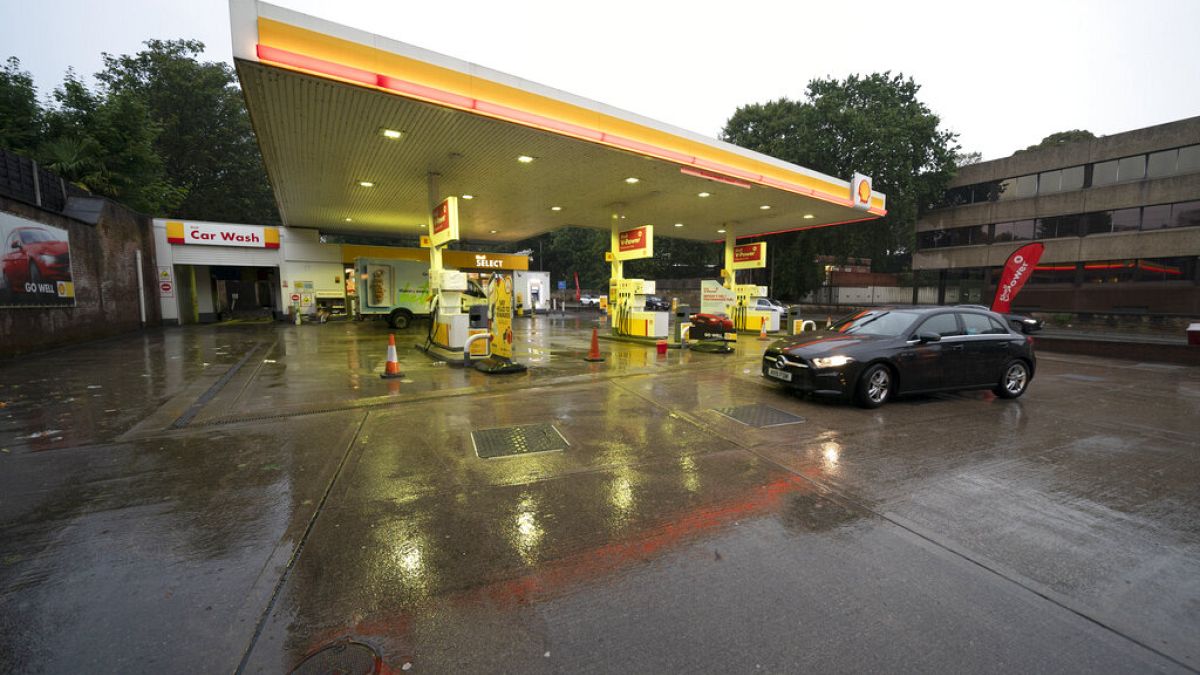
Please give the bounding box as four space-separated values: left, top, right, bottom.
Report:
717 228 726 233
674 223 683 227
344 217 353 222
490 229 498 234
760 205 771 210
381 128 403 139
358 181 374 188
803 214 815 219
698 191 711 198
517 155 535 163
550 206 562 211
419 223 426 228
625 177 640 184
461 194 474 200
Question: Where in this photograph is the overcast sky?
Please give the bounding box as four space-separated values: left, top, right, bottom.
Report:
3 0 1198 161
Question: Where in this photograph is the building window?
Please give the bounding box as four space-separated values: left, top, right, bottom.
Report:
1136 257 1194 282
1117 155 1146 182
1173 201 1200 228
1084 211 1113 235
1111 207 1141 232
993 220 1034 242
1030 263 1077 284
1038 169 1062 194
1061 165 1085 191
997 178 1017 201
1092 160 1118 186
1141 204 1172 230
1147 149 1178 178
1015 174 1038 198
1179 145 1200 173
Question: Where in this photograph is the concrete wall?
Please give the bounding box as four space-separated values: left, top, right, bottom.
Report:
0 195 160 358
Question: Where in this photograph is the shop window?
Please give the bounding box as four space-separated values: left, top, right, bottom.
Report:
1015 174 1038 198
1030 263 1077 284
1083 260 1137 284
1111 207 1141 232
1178 145 1200 173
1136 257 1193 282
1083 211 1113 235
1061 165 1085 191
1117 155 1146 182
1092 160 1118 186
1147 149 1178 178
1038 170 1062 194
1172 201 1200 228
1141 204 1172 230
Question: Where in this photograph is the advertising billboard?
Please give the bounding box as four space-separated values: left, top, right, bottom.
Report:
0 212 76 308
615 225 654 261
732 242 767 270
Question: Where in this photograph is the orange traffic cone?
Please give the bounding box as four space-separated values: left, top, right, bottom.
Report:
758 319 770 341
584 327 605 362
380 333 403 379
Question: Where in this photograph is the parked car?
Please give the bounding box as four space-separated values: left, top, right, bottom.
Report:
956 304 1043 333
578 294 600 307
762 306 1036 408
2 226 71 291
689 313 734 339
644 295 671 311
750 297 786 314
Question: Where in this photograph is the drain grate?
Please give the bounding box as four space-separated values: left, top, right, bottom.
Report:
290 638 380 674
472 423 569 459
712 404 804 428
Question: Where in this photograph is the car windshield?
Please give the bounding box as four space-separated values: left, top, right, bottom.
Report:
20 229 55 243
830 310 919 337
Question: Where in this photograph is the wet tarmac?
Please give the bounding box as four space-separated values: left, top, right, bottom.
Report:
1 315 1198 673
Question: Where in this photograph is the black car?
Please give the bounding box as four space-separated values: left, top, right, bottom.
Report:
956 305 1043 334
762 306 1036 408
644 295 671 311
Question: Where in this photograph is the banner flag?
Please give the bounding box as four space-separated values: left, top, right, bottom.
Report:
991 242 1045 313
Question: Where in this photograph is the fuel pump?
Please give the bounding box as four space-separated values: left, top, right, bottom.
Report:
734 284 777 333
614 279 668 338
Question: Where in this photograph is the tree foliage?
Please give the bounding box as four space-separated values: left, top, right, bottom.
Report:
721 72 960 297
0 42 277 222
1016 129 1095 154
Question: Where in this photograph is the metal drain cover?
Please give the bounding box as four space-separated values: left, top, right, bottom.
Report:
290 638 380 674
472 423 569 459
713 404 805 428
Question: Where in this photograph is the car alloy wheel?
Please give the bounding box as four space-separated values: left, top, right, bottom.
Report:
1003 362 1028 395
867 368 890 403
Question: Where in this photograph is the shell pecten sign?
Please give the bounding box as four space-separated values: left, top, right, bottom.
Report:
851 173 872 211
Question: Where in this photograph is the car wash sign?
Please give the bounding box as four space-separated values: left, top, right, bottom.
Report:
732 242 767 270
166 221 280 249
615 225 653 261
430 197 460 248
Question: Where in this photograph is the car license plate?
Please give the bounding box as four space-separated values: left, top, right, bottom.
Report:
767 367 792 382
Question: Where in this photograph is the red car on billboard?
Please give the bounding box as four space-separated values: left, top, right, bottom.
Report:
1 225 73 300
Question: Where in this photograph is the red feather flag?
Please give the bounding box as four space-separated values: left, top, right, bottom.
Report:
991 242 1045 313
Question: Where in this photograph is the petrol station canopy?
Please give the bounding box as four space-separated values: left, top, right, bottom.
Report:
230 0 886 244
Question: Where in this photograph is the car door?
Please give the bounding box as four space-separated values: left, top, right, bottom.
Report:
896 312 963 392
956 312 1011 386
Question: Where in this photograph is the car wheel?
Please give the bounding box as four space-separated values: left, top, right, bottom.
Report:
29 262 42 285
996 360 1030 399
855 363 893 409
388 309 412 330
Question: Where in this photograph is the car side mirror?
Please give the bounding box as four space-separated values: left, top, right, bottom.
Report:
917 332 941 343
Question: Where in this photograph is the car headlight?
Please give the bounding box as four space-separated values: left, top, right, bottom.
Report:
812 355 855 369
39 254 57 265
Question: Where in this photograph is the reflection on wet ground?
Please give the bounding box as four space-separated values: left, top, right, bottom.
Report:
1 317 1198 673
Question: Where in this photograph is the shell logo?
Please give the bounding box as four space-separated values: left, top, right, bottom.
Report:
857 179 872 204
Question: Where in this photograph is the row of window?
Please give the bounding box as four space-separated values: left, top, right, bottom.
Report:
936 143 1200 207
939 256 1198 286
917 200 1200 249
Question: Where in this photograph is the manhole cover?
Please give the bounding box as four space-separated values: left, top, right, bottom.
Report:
712 404 804 428
290 638 380 674
472 423 569 459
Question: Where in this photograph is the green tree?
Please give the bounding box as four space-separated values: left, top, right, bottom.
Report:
97 39 278 224
0 57 41 155
721 72 960 297
1016 129 1095 154
39 70 184 213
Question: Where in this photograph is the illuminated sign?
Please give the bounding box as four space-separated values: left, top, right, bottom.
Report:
615 225 654 261
732 242 767 270
166 221 280 248
430 197 459 247
851 173 872 211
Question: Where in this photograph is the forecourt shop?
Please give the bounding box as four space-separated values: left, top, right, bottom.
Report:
229 0 886 359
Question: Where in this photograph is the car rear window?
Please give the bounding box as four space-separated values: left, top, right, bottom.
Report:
960 312 1006 335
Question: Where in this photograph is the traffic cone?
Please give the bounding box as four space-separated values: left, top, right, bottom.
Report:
584 327 605 362
758 319 770 341
380 333 403 379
